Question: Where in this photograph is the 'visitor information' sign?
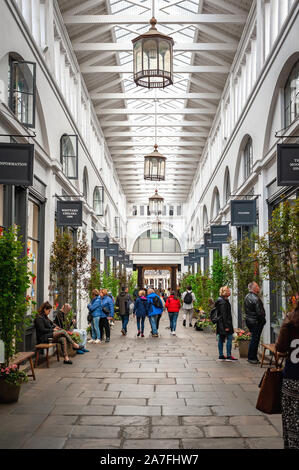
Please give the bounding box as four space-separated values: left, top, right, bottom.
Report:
0 143 34 186
211 224 230 244
57 201 82 227
231 199 256 226
277 144 299 186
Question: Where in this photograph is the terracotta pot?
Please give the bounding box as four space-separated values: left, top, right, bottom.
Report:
0 378 21 403
238 340 250 358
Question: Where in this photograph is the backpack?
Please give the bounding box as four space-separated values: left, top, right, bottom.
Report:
210 306 222 324
152 295 163 309
184 292 193 304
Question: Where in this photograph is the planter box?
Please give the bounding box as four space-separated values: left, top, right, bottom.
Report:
238 340 250 358
0 378 21 403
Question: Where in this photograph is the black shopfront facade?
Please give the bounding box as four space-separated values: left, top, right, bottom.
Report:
0 145 46 352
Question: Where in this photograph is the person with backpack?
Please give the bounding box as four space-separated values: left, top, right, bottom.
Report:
115 286 133 336
213 286 238 362
147 288 163 337
165 291 181 335
182 286 196 327
133 290 149 337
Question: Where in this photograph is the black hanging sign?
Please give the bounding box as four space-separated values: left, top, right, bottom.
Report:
231 199 256 226
195 245 209 259
93 232 109 249
277 144 299 186
0 143 34 186
106 243 119 257
211 224 230 244
204 232 221 249
184 256 191 266
125 254 130 263
57 201 83 227
188 251 196 263
126 260 134 269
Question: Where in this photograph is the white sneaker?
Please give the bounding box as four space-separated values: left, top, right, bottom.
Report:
172 331 176 336
87 339 95 343
94 339 101 344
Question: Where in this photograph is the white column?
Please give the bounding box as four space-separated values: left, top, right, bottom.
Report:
256 0 265 74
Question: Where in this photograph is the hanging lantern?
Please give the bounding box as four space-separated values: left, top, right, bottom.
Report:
132 17 174 89
151 218 162 238
149 189 164 215
144 144 166 181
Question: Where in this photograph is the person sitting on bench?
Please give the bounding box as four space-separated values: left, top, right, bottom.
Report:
35 301 84 364
53 303 89 353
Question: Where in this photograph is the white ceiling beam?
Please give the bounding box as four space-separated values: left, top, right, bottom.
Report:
63 14 247 25
73 42 238 52
91 92 221 100
100 121 212 127
111 149 200 155
107 141 205 146
63 0 106 15
104 132 209 137
81 65 230 73
196 24 237 43
96 108 216 115
206 0 247 16
72 25 112 44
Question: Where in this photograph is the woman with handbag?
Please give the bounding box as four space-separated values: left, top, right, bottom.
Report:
87 289 102 344
275 301 299 449
99 288 114 342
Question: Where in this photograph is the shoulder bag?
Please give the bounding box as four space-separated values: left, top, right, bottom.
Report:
256 351 283 414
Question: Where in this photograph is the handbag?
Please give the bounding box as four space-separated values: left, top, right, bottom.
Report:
256 351 283 414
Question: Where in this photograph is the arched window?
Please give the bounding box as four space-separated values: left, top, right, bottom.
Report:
243 137 253 180
213 188 220 218
203 206 208 228
83 167 88 201
133 230 181 253
285 60 299 126
224 169 231 204
93 186 104 216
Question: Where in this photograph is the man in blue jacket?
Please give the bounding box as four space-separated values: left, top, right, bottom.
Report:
147 288 163 337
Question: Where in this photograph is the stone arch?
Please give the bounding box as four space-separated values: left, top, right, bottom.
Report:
132 229 182 254
233 134 253 192
130 223 183 252
263 52 299 156
210 186 221 220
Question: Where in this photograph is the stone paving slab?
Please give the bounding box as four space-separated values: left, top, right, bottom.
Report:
0 314 284 449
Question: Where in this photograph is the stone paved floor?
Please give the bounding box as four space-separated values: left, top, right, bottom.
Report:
0 315 284 449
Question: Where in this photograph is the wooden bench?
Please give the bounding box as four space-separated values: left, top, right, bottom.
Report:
10 351 36 380
260 343 287 368
35 343 60 368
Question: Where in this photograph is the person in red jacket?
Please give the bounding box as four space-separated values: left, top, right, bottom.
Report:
165 291 181 336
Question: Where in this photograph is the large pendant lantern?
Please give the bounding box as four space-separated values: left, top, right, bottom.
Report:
132 17 174 89
144 144 166 181
151 218 162 238
149 189 164 215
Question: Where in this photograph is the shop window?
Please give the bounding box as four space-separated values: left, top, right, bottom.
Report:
83 167 88 201
147 205 150 216
162 205 166 216
225 170 231 204
0 185 3 228
93 186 104 216
114 216 120 238
60 134 78 179
132 205 137 216
177 205 182 216
140 205 144 216
285 60 299 127
243 137 253 181
9 58 36 128
27 200 40 313
169 206 174 216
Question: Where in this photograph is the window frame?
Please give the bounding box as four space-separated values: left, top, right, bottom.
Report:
9 59 37 128
243 138 253 181
93 186 104 216
284 60 299 127
60 134 79 180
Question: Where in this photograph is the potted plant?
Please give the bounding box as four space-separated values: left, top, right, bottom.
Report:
0 226 32 403
235 329 251 358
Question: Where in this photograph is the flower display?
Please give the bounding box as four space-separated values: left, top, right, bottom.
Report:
0 365 28 386
67 331 81 344
235 329 251 341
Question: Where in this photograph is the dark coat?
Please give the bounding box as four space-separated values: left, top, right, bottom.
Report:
244 292 266 327
276 314 299 380
133 297 149 317
34 314 55 344
215 296 234 336
116 292 133 316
